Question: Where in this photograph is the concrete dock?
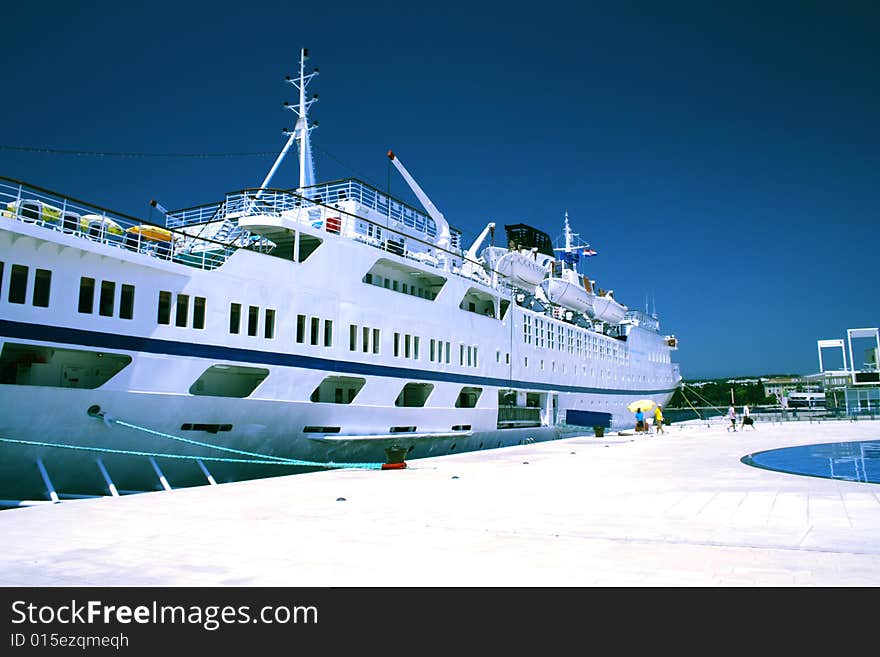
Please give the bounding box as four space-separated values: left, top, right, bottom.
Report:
2 419 879 586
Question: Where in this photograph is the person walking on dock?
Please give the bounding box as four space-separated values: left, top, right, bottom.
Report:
654 405 665 434
727 405 737 432
740 404 755 430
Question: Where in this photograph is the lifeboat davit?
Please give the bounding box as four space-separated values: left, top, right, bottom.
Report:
592 294 627 324
540 274 594 315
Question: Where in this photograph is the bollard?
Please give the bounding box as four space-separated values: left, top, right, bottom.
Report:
382 444 407 470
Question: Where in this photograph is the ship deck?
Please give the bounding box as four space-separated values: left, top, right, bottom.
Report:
1 418 878 586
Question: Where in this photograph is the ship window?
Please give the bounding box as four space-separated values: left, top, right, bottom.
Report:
445 341 450 364
309 376 366 404
303 426 341 433
297 234 323 262
0 262 3 297
394 332 400 357
0 342 131 388
459 344 465 366
430 339 436 362
452 425 471 431
362 326 370 353
459 288 497 319
32 269 51 307
390 426 416 433
500 299 511 320
264 309 275 339
413 336 420 360
193 296 205 329
362 258 446 300
372 328 380 354
99 281 115 317
349 324 357 351
296 314 305 343
176 294 190 327
180 423 233 433
325 320 333 347
455 387 482 408
189 365 269 398
158 291 172 325
395 383 433 408
229 302 241 334
118 284 135 320
247 306 258 336
404 334 411 358
310 316 319 345
8 264 27 304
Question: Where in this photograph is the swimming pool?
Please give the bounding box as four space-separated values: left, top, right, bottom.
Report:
742 440 880 484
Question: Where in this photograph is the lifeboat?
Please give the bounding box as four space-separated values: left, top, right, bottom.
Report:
540 271 594 315
480 246 549 293
126 224 173 242
591 293 627 324
490 248 549 292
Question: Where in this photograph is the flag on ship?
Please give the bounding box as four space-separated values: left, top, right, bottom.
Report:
582 248 597 257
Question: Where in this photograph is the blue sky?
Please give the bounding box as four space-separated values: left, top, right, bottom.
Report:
1 1 877 379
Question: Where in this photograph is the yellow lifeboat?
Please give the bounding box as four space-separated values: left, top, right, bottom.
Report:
126 224 173 242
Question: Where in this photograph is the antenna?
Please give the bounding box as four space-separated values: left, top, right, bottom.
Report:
259 48 319 192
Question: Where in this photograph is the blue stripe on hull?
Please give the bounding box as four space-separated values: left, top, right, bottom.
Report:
0 319 676 396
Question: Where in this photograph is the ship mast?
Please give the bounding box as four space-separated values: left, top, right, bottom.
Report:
259 48 319 192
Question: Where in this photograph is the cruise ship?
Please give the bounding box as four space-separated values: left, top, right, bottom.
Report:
0 50 681 504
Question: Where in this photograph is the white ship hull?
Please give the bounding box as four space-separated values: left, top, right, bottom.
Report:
0 196 679 502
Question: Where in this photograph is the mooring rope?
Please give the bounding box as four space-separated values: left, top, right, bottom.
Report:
0 414 384 470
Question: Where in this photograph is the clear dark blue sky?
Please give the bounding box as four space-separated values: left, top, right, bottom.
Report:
2 1 877 379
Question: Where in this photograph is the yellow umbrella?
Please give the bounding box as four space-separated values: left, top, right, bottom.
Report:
626 399 656 413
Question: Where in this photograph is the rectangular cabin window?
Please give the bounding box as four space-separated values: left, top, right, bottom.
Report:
99 281 115 317
158 291 172 325
324 319 333 347
120 284 135 320
296 314 305 343
264 309 275 339
362 326 370 353
413 336 420 360
248 306 259 336
430 339 436 362
176 294 190 327
404 334 411 359
192 296 205 329
229 302 241 334
459 344 465 366
372 328 380 354
394 332 400 358
8 265 27 304
32 269 51 307
349 324 357 351
445 341 451 364
310 317 320 345
0 262 3 297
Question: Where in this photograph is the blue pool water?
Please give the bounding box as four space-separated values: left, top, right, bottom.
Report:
742 440 880 484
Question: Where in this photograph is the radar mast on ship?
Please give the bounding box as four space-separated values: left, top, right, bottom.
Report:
259 47 319 192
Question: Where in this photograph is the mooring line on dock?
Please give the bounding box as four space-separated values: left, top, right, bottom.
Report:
0 433 383 471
